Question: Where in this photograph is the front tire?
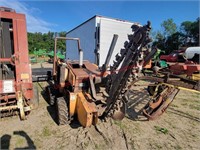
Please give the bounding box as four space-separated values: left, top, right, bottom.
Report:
56 97 68 125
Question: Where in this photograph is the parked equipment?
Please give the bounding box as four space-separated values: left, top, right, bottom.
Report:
141 63 200 120
184 46 200 63
141 48 200 120
46 21 156 127
0 7 38 119
160 50 185 62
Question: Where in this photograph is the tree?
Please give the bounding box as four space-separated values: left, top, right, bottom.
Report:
152 31 166 50
151 18 200 53
189 18 199 45
57 31 66 53
180 18 199 46
161 18 177 38
180 21 193 36
27 31 67 54
152 19 178 53
165 32 185 53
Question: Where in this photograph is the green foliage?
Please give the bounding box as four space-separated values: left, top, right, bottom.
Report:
113 120 127 129
33 49 47 56
28 31 66 54
165 32 185 53
153 18 199 54
153 49 165 61
180 21 193 35
161 18 177 37
47 50 65 59
154 126 169 134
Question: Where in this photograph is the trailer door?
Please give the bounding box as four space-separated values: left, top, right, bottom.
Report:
99 18 132 67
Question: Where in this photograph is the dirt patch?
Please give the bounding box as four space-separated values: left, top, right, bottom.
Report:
0 82 200 150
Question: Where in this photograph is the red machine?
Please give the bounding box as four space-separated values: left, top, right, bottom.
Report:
170 61 200 80
0 7 38 119
160 50 185 62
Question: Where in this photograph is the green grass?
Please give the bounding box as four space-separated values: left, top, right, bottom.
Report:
189 104 200 111
113 120 127 130
42 126 51 137
149 142 163 149
154 143 163 149
95 143 106 150
34 138 42 149
83 141 89 148
170 104 179 108
174 145 182 150
181 103 188 106
154 126 169 134
16 138 25 147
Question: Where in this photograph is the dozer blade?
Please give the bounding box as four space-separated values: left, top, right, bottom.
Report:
143 88 179 120
76 92 98 127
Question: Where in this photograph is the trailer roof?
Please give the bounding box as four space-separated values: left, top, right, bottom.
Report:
67 15 137 34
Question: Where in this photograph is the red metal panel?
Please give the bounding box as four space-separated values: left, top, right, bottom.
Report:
0 11 25 20
12 16 32 82
186 65 200 76
0 58 12 62
170 63 200 76
0 10 33 100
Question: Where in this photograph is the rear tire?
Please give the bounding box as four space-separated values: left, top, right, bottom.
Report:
45 86 55 106
56 97 68 125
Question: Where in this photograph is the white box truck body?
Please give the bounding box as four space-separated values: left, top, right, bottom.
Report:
66 15 138 66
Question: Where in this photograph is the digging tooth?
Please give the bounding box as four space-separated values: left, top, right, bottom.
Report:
115 53 121 61
124 41 129 48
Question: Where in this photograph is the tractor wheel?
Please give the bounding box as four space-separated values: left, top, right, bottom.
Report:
30 84 39 109
56 97 68 125
45 86 55 106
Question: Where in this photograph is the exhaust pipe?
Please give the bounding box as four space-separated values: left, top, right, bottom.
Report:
53 36 83 78
79 49 83 67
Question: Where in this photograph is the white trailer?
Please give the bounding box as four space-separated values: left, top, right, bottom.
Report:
184 46 200 59
66 15 139 66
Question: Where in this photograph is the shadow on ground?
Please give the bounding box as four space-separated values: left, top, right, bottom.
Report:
1 134 11 149
126 89 150 121
1 131 36 150
126 87 200 123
